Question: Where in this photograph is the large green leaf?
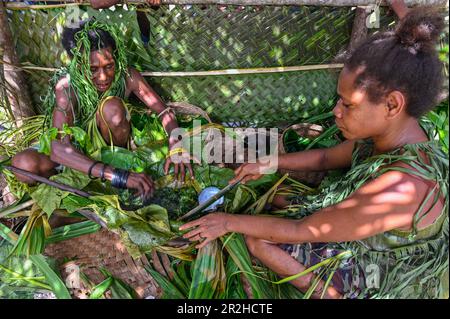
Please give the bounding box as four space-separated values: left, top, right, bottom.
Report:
29 255 71 299
188 240 226 299
222 234 273 299
31 168 91 216
145 267 185 299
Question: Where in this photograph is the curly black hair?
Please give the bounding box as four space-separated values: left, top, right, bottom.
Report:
343 7 445 118
61 21 116 58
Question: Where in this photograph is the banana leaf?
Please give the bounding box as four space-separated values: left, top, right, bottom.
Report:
222 233 273 299
224 256 247 299
30 168 91 216
145 266 185 299
188 240 226 299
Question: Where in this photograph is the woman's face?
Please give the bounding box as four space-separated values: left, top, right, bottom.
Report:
89 47 115 93
333 67 388 140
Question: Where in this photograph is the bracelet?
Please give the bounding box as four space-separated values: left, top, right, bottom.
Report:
157 107 174 119
88 161 102 180
111 168 130 189
100 164 107 182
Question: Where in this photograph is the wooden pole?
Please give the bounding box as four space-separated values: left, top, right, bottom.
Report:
15 63 344 76
0 0 35 124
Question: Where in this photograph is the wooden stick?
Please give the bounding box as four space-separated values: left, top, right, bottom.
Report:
4 165 92 198
1 166 109 228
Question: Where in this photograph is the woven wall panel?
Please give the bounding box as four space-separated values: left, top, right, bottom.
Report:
7 5 447 127
145 5 354 70
147 69 339 126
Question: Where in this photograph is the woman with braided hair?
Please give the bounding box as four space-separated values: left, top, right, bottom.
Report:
11 21 192 199
180 5 448 299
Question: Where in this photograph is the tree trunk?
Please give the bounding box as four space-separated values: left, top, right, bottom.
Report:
0 0 35 124
348 7 368 52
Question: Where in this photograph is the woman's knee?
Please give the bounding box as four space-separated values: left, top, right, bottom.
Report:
98 96 129 127
245 235 265 257
11 149 55 184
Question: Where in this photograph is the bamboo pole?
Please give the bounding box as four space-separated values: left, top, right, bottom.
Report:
4 62 344 76
10 0 448 7
0 1 35 124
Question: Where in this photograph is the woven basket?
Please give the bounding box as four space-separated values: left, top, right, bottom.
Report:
167 101 213 123
44 229 160 299
278 123 326 187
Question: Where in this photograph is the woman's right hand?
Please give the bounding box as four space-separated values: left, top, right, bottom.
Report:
229 162 270 184
126 172 154 200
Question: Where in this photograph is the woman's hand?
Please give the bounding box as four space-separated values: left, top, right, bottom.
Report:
229 160 273 184
179 213 232 249
126 171 155 200
164 140 195 183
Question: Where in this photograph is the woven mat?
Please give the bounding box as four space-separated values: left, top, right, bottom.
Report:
44 229 160 299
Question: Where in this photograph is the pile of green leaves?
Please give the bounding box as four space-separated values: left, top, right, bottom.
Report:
0 223 71 299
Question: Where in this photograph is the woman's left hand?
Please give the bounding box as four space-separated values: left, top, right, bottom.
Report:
179 213 232 249
164 140 195 183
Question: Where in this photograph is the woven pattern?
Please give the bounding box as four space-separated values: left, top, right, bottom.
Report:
6 5 447 127
149 69 339 127
145 5 354 70
44 229 159 299
9 9 66 112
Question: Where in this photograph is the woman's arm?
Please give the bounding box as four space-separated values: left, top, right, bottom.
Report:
126 67 179 139
229 139 355 184
126 67 193 180
279 139 355 171
182 168 426 248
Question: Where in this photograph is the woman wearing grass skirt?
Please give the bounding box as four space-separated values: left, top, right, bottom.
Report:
181 7 448 299
11 20 192 198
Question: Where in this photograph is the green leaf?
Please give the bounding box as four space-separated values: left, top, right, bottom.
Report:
38 127 58 155
222 234 273 299
31 169 92 216
188 240 226 299
0 223 18 245
45 221 100 244
145 267 185 299
109 277 137 299
89 276 114 299
29 255 71 299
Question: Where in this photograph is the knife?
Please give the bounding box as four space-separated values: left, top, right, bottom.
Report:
177 177 243 221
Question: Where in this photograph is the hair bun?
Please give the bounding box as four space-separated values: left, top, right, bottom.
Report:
395 7 444 54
